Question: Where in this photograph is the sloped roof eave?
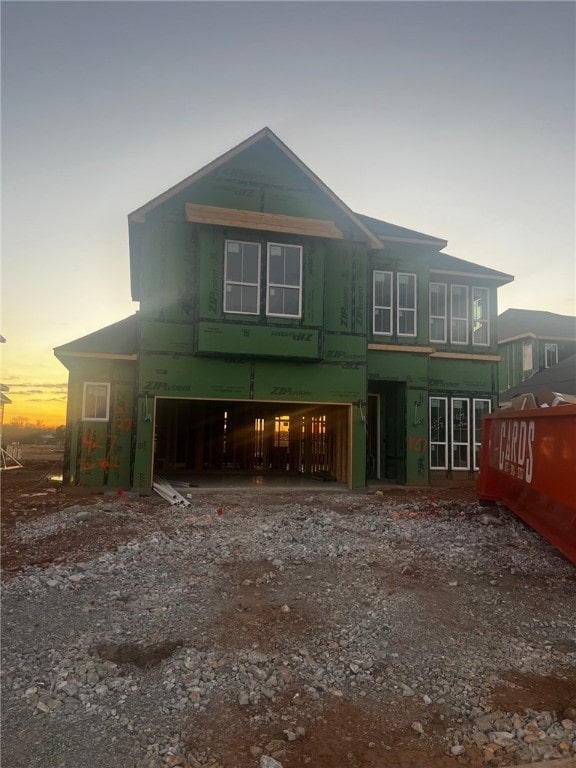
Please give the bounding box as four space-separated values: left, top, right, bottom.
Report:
355 212 447 247
54 315 139 359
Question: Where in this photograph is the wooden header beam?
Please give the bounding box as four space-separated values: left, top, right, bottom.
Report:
185 204 344 240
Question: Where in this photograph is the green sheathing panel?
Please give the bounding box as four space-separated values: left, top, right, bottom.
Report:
197 225 326 325
133 353 367 488
497 343 510 391
428 358 495 393
252 359 364 404
140 319 195 355
64 360 136 488
368 351 429 386
139 355 252 399
196 226 326 345
323 241 367 335
139 222 193 321
368 249 429 345
197 226 225 320
323 333 366 364
368 351 429 484
152 138 372 243
367 352 497 484
198 322 320 359
138 354 364 405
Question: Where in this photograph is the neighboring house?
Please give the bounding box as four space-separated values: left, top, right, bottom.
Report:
498 308 576 394
55 127 513 490
499 352 576 405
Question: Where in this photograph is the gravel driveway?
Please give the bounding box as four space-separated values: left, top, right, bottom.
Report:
2 476 575 768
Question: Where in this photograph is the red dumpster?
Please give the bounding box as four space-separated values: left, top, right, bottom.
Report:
477 404 576 564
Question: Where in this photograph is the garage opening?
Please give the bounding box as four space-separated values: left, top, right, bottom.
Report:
153 399 350 483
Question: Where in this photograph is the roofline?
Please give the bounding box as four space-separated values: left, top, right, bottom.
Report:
54 352 138 361
430 268 514 283
128 127 383 250
498 333 576 344
378 234 447 247
499 308 576 319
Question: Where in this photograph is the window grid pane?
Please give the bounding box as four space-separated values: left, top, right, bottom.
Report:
373 271 392 335
429 397 448 469
266 244 302 318
451 285 469 344
397 273 416 336
545 343 558 368
451 398 470 469
224 240 260 315
472 287 490 346
429 283 447 342
82 383 110 421
522 342 533 373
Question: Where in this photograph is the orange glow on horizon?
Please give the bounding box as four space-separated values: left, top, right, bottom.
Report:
2 397 67 430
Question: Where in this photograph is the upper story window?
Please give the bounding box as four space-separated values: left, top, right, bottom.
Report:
266 243 303 318
545 342 558 368
429 283 447 343
373 271 416 337
522 341 533 373
430 282 490 347
397 273 417 336
82 382 110 422
224 240 261 315
373 271 392 335
450 285 469 344
472 288 489 345
224 240 302 319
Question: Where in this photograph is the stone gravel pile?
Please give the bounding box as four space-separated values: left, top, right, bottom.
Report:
2 490 575 767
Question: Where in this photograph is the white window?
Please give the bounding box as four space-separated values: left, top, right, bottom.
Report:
507 347 514 390
472 287 490 346
266 243 302 318
397 273 417 336
473 398 491 470
82 382 110 422
224 240 260 314
545 343 558 368
429 282 447 343
429 397 448 470
522 341 533 373
450 285 469 344
373 271 393 335
451 398 470 469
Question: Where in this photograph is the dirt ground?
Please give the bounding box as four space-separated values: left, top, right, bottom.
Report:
2 451 575 768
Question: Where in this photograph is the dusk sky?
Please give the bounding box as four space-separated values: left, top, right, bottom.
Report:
1 1 575 427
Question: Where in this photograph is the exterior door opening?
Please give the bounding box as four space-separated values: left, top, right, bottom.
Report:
367 382 407 484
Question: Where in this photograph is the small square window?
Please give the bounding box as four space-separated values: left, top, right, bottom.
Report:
82 382 110 422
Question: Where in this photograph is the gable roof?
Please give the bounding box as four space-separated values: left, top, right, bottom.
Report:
498 308 576 342
128 126 382 250
54 315 139 361
500 353 576 400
